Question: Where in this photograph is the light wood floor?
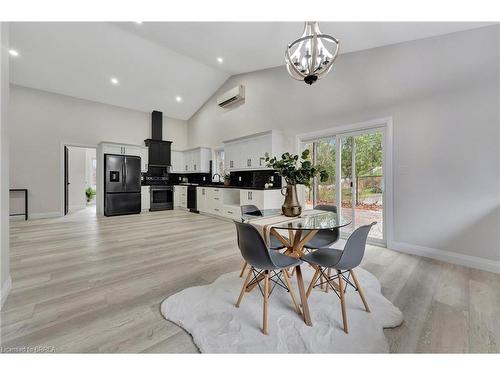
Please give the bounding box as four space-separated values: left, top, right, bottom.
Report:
1 207 499 353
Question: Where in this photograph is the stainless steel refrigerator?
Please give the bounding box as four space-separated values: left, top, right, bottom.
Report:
104 154 141 216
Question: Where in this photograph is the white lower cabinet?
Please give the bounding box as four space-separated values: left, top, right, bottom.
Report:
141 186 150 212
195 187 283 219
240 189 282 211
174 185 187 209
205 187 223 215
223 205 240 221
196 187 206 212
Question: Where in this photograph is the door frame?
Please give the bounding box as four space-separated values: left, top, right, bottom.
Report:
59 142 97 217
296 117 394 247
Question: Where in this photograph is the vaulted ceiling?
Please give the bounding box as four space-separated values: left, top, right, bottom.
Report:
9 22 493 120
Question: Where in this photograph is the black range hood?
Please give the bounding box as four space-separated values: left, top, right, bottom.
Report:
145 110 172 168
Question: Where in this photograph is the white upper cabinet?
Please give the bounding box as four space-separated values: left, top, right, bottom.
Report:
223 130 284 171
99 142 148 172
139 147 148 172
172 147 211 173
171 150 184 173
101 143 123 155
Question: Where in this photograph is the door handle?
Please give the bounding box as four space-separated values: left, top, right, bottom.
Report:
122 162 125 189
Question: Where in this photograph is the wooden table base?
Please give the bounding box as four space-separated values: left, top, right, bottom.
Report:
269 227 318 326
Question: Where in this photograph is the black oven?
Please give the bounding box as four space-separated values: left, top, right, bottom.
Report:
150 185 173 211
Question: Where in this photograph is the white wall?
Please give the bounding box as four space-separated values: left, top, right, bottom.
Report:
85 148 97 192
67 146 88 211
0 23 11 309
188 26 500 270
9 86 188 217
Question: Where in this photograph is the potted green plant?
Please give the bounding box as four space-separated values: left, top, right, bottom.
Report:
223 173 231 186
85 187 96 203
265 150 328 217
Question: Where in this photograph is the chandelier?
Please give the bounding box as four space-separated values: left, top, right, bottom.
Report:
285 22 340 85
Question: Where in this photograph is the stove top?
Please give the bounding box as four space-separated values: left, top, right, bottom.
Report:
143 176 170 185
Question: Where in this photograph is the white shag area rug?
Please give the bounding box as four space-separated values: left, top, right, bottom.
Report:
161 267 403 353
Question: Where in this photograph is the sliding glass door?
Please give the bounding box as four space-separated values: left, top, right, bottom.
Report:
303 138 337 210
302 127 385 243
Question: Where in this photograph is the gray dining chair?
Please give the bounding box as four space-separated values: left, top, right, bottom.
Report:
234 221 302 335
301 222 376 334
304 204 340 250
239 205 288 278
291 205 340 287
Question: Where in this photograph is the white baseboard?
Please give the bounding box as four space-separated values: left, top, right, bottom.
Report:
1 276 12 310
390 240 500 274
70 205 86 212
29 212 61 220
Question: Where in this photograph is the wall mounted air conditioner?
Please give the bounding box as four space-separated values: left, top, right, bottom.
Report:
217 85 245 108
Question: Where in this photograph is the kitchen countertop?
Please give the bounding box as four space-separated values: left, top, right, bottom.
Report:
175 184 282 190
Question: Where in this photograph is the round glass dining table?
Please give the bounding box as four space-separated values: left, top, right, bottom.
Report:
242 208 352 326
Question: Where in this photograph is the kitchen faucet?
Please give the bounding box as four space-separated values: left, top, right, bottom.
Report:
212 173 222 183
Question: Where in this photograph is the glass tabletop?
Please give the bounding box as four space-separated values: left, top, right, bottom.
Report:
242 209 352 230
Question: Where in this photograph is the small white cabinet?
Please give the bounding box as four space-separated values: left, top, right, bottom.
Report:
102 143 123 155
171 150 184 173
224 130 284 171
196 187 207 212
141 186 150 212
140 147 148 172
240 189 283 211
174 185 188 209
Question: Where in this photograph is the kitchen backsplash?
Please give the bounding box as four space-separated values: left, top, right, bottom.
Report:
229 170 282 189
168 170 282 189
169 173 211 184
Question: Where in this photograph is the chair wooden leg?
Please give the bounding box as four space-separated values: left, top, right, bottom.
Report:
263 270 269 335
236 266 253 307
325 268 331 293
337 270 348 333
283 269 302 315
290 267 295 277
239 261 247 278
350 269 370 313
306 268 321 298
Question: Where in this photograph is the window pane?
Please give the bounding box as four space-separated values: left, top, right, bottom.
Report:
315 138 336 209
340 136 354 233
302 142 314 209
354 132 383 239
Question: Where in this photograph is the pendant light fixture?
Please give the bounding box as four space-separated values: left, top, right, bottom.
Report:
285 22 340 85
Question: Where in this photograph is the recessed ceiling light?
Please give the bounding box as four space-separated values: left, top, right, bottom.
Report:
9 49 19 57
110 77 119 85
135 21 143 24
217 57 224 64
175 96 182 102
